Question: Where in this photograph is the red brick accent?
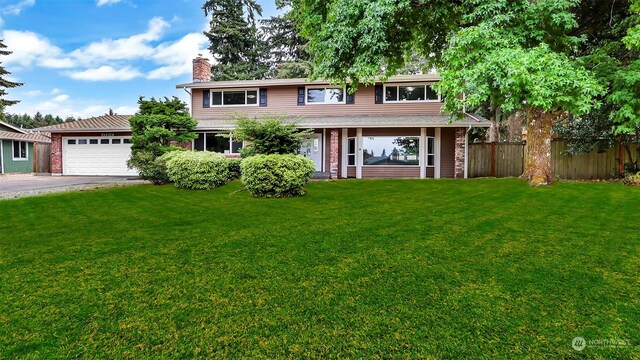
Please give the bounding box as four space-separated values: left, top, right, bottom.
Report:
172 141 193 150
454 127 466 178
51 133 62 175
192 56 211 83
329 129 339 179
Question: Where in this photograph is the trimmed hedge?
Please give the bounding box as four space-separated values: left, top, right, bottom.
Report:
226 158 242 181
241 154 315 198
165 151 229 190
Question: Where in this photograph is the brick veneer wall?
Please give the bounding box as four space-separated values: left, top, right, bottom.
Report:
51 133 62 175
454 127 466 178
329 129 339 179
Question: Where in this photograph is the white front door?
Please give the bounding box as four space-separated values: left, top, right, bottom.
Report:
299 134 322 171
63 136 138 176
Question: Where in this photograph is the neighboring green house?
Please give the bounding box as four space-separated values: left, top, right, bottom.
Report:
0 121 50 174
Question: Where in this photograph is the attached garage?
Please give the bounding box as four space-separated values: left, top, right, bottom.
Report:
62 136 137 176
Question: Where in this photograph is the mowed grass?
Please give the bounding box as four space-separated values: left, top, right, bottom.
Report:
0 179 638 358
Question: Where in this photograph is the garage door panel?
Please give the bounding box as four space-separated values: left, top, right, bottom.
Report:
63 137 138 176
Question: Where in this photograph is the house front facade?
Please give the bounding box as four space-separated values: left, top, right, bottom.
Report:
0 121 50 174
38 56 489 178
177 56 489 179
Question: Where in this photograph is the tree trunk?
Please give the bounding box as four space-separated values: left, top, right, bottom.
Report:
522 107 564 186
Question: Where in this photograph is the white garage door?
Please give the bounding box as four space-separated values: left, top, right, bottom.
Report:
63 137 138 176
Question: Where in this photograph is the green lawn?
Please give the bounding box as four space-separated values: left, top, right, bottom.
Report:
0 179 638 358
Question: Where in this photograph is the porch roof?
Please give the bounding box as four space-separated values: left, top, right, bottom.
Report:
0 131 51 143
196 113 490 130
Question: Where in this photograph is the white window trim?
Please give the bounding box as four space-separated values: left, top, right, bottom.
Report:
361 136 421 167
383 83 441 103
346 137 356 166
12 140 28 161
304 86 346 105
192 131 243 155
210 88 260 107
426 136 436 168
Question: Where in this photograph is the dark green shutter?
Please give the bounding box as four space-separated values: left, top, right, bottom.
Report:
374 85 383 104
259 88 267 107
346 85 355 104
203 90 210 108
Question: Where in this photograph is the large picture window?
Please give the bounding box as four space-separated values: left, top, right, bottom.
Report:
210 89 258 106
363 136 419 166
384 84 439 102
12 141 28 160
306 87 345 104
194 132 242 154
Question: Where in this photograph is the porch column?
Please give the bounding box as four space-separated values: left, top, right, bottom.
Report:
51 133 63 176
434 128 441 178
356 128 363 179
329 128 339 179
419 128 426 179
341 128 348 178
454 127 466 178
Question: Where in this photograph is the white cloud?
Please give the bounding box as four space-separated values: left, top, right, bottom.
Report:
4 0 35 15
68 65 142 81
53 94 69 102
70 17 169 64
112 105 138 115
1 30 75 69
96 0 122 6
4 16 208 82
147 33 210 80
50 88 61 95
25 90 42 97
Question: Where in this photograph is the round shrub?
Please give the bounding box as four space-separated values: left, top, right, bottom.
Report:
129 148 185 185
165 151 229 190
240 154 315 198
226 158 242 181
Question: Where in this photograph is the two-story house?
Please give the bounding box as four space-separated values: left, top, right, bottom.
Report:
177 56 489 179
38 56 489 178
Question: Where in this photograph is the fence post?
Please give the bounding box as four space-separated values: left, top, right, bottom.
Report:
619 142 624 174
491 142 496 177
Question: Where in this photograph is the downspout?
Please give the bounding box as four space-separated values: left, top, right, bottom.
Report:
183 88 192 117
183 87 195 150
0 140 4 174
464 125 471 179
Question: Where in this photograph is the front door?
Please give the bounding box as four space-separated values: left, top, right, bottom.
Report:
299 134 322 171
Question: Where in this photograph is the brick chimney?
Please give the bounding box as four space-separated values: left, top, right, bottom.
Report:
192 54 211 82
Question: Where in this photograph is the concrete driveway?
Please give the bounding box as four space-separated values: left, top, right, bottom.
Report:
0 175 146 199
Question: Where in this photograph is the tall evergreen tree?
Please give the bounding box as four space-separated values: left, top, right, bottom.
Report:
0 39 22 120
262 0 312 78
203 0 269 81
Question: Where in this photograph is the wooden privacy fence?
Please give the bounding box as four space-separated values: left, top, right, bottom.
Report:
468 142 524 178
468 140 639 180
34 142 51 174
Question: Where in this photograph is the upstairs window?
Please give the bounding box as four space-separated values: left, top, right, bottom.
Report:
306 87 345 104
384 84 440 102
12 141 28 160
210 89 258 106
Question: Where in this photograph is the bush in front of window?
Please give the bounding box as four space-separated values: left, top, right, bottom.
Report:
231 115 313 157
165 151 229 190
240 154 315 198
225 158 243 181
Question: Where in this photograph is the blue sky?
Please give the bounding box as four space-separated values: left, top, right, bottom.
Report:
0 0 279 118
